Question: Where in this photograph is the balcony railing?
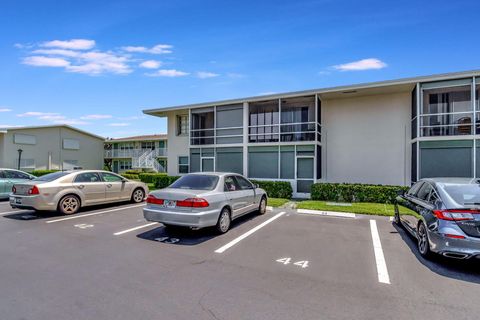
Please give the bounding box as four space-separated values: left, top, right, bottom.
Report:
105 148 167 158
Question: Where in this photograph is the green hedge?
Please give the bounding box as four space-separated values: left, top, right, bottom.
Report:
138 173 167 184
154 176 180 189
121 173 140 180
250 180 293 199
30 170 59 177
310 183 409 204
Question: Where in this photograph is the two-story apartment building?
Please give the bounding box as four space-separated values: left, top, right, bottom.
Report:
0 125 104 171
104 134 168 173
143 70 480 197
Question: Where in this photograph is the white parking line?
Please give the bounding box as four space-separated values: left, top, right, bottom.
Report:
215 211 286 254
0 210 33 216
113 222 158 236
46 204 145 224
369 219 390 284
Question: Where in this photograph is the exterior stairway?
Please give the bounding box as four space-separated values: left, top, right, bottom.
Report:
132 149 166 172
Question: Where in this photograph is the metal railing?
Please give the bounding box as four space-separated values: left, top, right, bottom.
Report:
105 148 167 158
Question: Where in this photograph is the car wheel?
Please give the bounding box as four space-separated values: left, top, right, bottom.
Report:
258 196 267 215
417 222 431 258
131 188 145 203
58 195 80 215
216 208 231 234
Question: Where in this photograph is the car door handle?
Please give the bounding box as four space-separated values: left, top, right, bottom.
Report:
78 185 85 189
106 184 112 188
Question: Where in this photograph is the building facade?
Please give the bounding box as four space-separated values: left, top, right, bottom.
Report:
104 134 168 173
0 125 104 171
144 70 480 197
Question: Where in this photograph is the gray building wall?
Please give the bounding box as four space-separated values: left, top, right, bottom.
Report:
322 92 411 186
0 127 104 171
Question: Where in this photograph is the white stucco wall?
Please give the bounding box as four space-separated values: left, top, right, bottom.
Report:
0 127 104 171
322 92 411 186
166 110 189 175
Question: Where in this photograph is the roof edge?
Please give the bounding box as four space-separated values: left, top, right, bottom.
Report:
0 124 105 140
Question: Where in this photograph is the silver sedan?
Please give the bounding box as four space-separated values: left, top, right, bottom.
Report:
143 172 267 234
10 170 148 215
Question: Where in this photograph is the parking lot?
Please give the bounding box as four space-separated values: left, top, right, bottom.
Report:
1 199 479 320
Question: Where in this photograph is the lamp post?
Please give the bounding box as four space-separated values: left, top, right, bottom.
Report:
17 149 23 170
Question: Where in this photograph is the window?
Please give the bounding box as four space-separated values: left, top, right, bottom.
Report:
177 115 189 136
63 160 79 170
170 174 219 190
141 141 155 149
416 183 433 202
216 147 243 174
235 176 253 190
14 134 36 145
224 176 241 192
119 143 134 150
101 172 124 182
33 171 70 182
15 159 35 170
249 100 279 142
190 108 214 145
280 146 295 179
119 160 132 171
280 96 316 142
216 104 243 144
248 146 279 179
63 139 80 150
0 171 4 179
421 85 473 136
4 170 31 180
178 156 189 174
407 182 423 197
74 172 101 183
420 140 473 178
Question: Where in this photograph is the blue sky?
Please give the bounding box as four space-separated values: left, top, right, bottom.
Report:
0 0 479 138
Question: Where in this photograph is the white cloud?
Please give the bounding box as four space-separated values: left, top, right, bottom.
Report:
333 58 387 71
17 111 59 117
197 71 219 79
258 91 277 96
0 124 22 128
22 56 70 67
41 39 95 50
122 44 173 54
66 51 132 75
0 108 12 112
39 114 66 121
32 49 81 57
117 115 146 120
139 60 162 69
146 69 189 77
226 72 246 79
52 119 90 125
108 123 130 127
80 114 113 120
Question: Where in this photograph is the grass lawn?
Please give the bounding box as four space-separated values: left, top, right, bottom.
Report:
297 201 398 216
268 198 290 207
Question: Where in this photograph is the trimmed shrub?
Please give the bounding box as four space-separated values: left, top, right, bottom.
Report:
30 170 59 177
310 183 409 204
250 180 293 199
124 169 143 175
138 173 167 184
154 175 180 189
121 173 140 180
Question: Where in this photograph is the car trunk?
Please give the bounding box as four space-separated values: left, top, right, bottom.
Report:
13 181 47 196
149 188 209 212
453 209 480 238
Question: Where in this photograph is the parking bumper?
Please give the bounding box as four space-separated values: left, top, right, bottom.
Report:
143 206 220 228
429 231 480 258
9 195 57 211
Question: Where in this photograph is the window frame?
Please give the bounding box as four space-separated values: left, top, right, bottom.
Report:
178 156 189 174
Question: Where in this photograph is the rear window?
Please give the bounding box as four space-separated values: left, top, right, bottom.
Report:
444 185 480 206
170 175 219 191
34 171 70 182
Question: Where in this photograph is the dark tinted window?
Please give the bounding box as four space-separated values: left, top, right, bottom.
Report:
444 185 480 206
235 176 253 190
416 183 433 201
224 176 241 192
75 172 101 183
5 170 31 179
0 171 5 179
170 175 219 190
34 171 70 182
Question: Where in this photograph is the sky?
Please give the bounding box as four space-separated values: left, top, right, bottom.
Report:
0 0 479 138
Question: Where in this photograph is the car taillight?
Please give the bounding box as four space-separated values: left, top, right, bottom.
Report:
28 186 40 195
146 194 164 205
443 234 466 239
176 198 209 208
12 186 16 194
433 209 478 221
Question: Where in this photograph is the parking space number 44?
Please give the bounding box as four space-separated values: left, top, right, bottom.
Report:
276 257 309 268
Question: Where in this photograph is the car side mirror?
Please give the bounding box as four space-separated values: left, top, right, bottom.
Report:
254 184 259 189
396 189 405 196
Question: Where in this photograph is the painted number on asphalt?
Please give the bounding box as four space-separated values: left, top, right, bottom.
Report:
276 257 309 268
154 237 180 244
74 224 94 229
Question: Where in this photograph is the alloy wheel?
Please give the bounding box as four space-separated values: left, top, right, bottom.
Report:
218 210 231 233
418 223 429 256
259 197 267 214
133 189 144 203
61 196 79 215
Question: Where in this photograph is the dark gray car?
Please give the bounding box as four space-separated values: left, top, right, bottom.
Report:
143 172 267 234
395 178 480 259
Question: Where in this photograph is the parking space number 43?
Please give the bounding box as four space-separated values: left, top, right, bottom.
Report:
276 257 309 268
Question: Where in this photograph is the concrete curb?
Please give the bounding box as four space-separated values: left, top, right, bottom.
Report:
297 208 356 219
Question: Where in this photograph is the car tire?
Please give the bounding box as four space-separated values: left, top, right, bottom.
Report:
58 194 80 215
216 207 231 234
258 196 267 215
131 188 145 203
417 222 432 258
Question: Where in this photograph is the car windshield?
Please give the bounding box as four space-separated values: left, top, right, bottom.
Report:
33 171 70 182
169 175 219 190
444 184 480 206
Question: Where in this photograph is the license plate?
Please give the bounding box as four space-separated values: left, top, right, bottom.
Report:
14 198 22 204
163 200 176 208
